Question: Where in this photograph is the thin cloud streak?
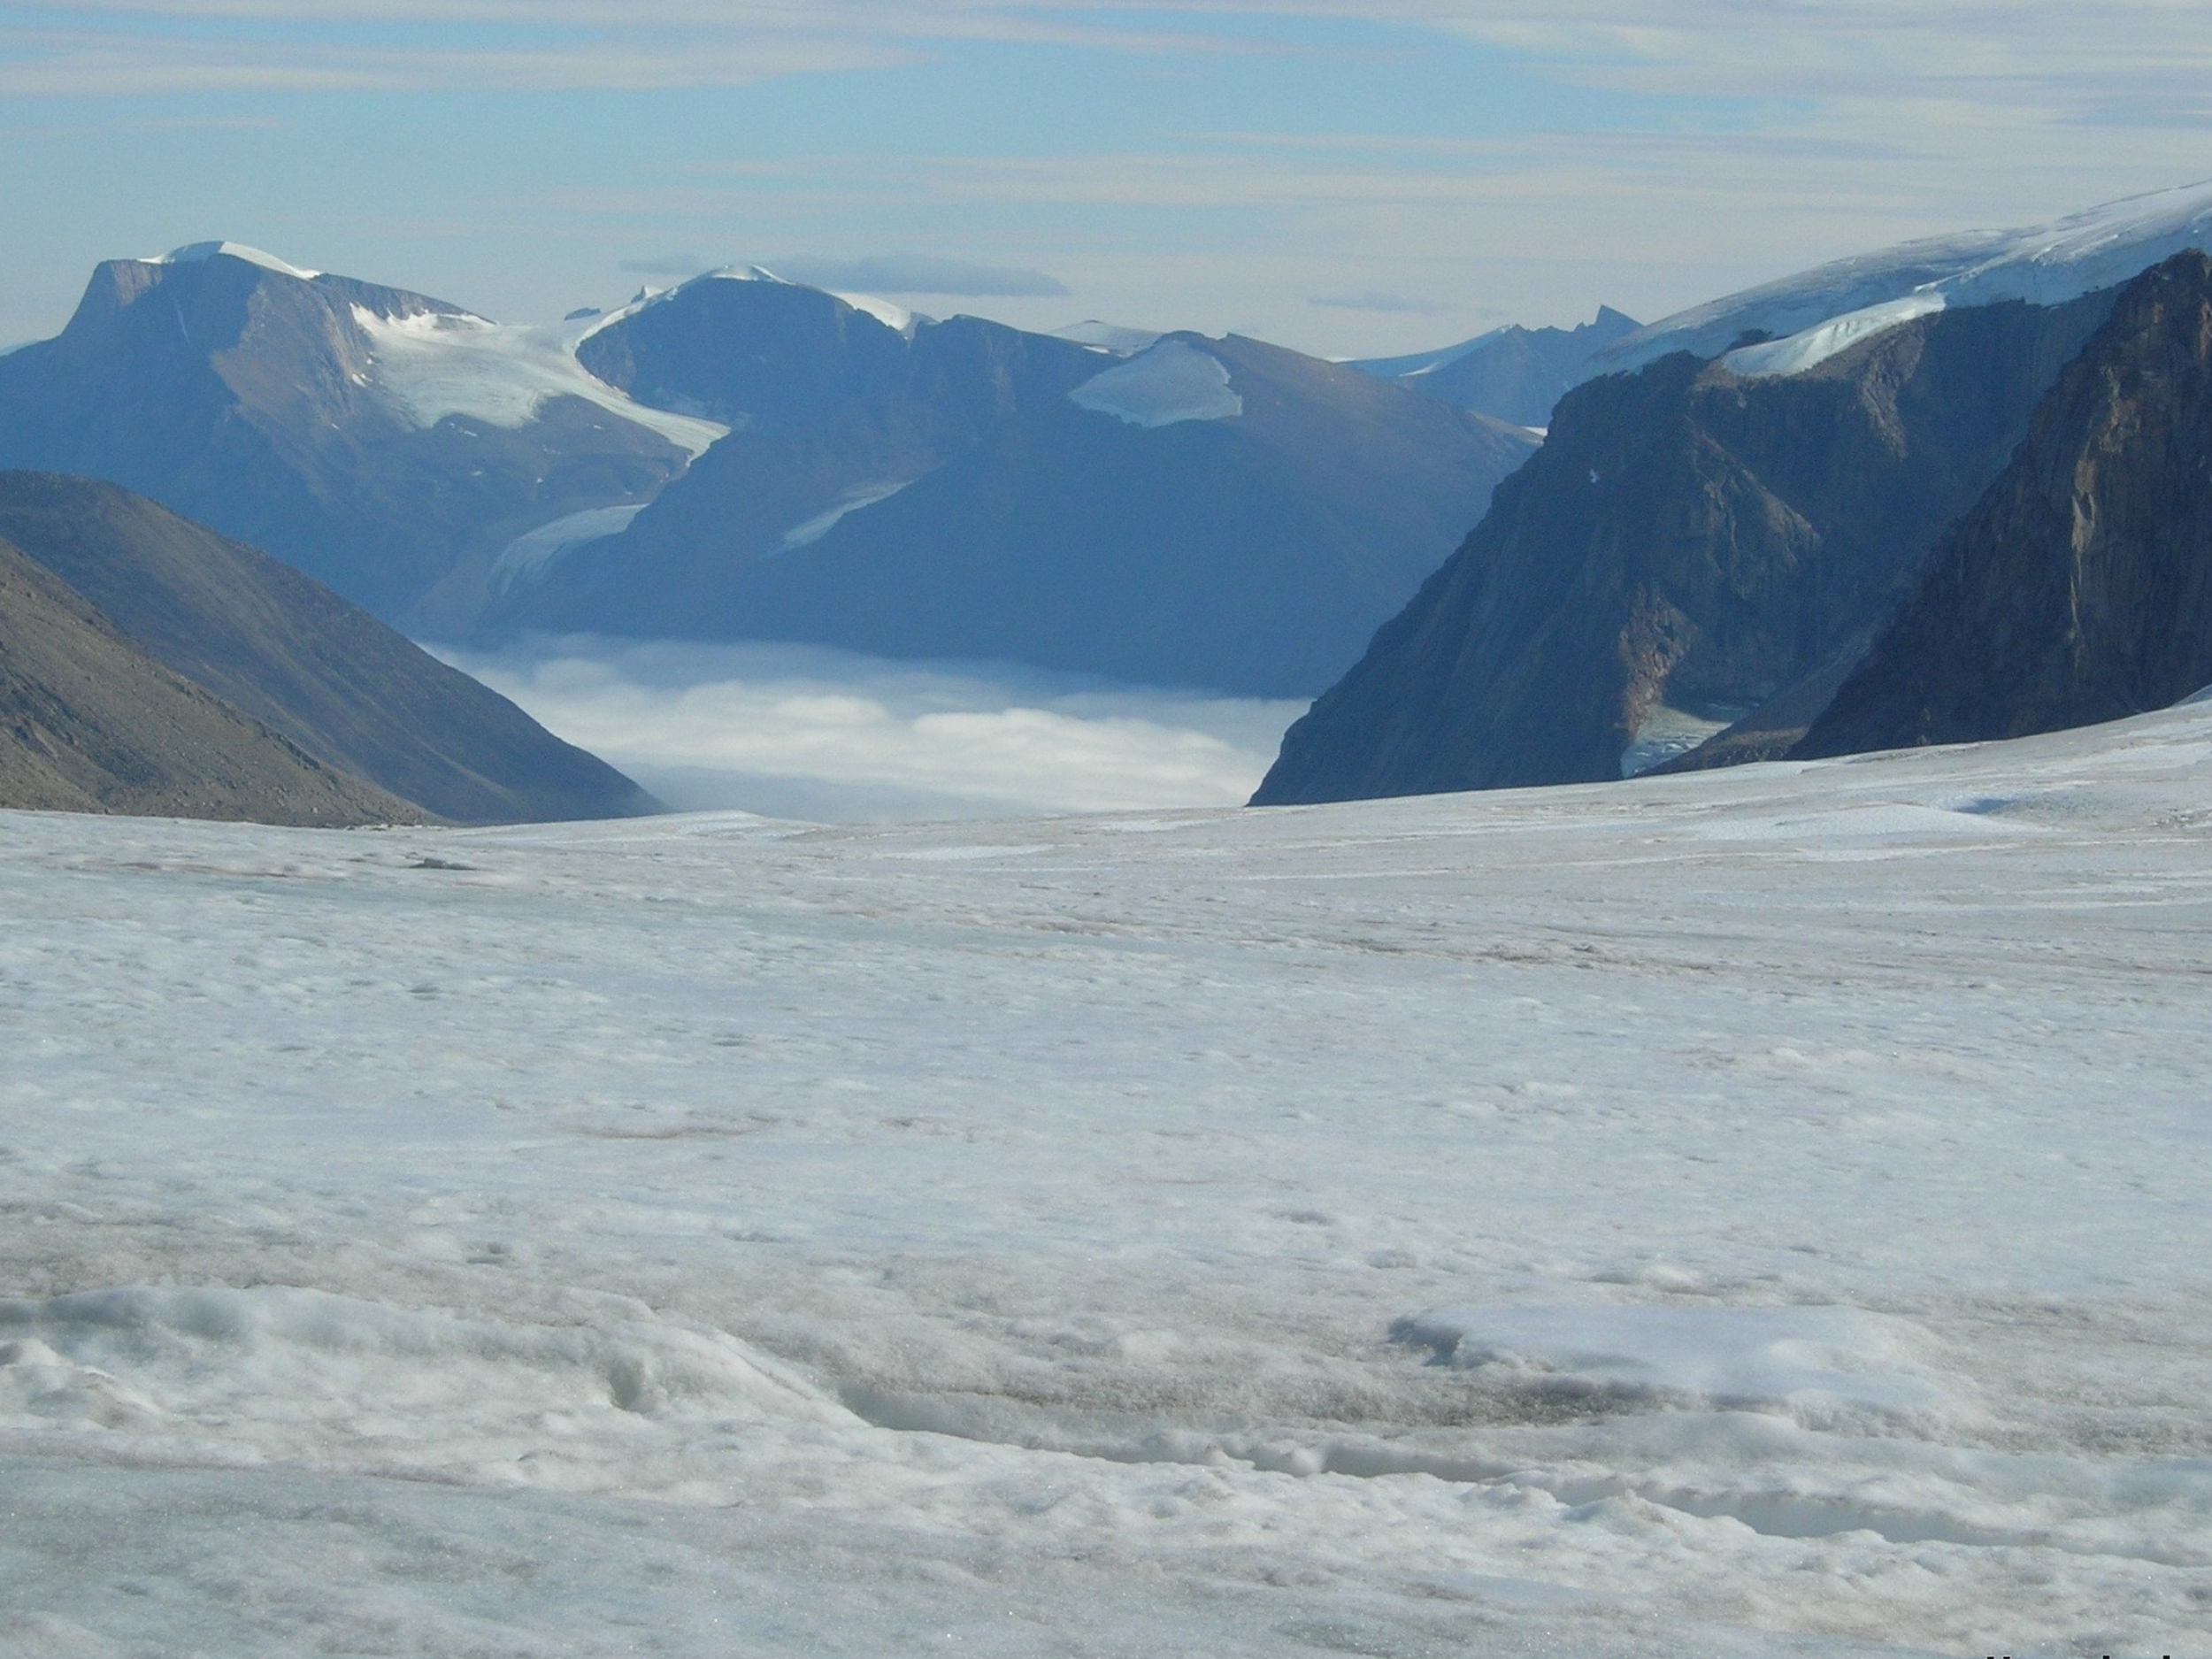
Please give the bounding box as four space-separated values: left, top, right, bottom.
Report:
763 253 1068 296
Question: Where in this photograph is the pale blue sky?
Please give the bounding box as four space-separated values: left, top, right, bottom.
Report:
3 3 2209 356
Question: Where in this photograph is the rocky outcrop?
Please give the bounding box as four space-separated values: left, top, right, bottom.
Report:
0 473 655 824
1799 252 2212 757
1253 289 2118 805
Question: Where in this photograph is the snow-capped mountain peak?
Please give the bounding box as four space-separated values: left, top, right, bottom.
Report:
1592 178 2212 383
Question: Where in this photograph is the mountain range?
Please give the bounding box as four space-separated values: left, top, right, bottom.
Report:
0 247 1543 701
1257 180 2212 805
0 243 718 626
485 271 1538 696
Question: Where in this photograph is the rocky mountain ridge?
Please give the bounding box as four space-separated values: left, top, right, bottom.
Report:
1254 289 2117 803
1797 251 2212 757
0 532 418 826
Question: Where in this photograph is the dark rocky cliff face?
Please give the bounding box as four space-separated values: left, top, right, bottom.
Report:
0 473 655 824
1798 252 2212 758
1253 289 2118 805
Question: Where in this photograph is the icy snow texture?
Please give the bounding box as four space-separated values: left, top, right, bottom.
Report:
350 305 726 456
487 503 649 593
1594 178 2212 380
1070 339 1243 426
1394 1306 1945 1415
4 703 2212 1653
148 241 321 280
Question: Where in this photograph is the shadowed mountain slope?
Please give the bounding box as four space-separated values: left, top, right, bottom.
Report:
1253 291 2118 804
1800 252 2212 757
0 473 654 824
0 534 417 826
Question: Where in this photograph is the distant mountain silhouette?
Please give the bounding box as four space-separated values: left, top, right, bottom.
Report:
0 244 710 625
1353 308 1640 428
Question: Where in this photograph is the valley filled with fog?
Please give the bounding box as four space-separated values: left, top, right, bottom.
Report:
442 637 1306 821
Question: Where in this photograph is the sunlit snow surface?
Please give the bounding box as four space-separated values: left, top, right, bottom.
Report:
5 706 2212 1655
1594 177 2212 380
350 305 727 457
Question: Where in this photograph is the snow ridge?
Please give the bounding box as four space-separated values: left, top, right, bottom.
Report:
1591 178 2212 382
148 242 322 281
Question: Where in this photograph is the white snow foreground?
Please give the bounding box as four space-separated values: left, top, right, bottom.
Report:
5 707 2212 1655
1594 177 2212 380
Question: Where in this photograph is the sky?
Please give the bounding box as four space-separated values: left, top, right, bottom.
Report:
3 4 2211 357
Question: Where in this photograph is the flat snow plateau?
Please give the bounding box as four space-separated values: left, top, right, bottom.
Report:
4 704 2212 1655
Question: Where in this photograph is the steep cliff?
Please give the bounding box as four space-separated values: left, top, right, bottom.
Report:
1254 292 2116 804
1800 252 2212 757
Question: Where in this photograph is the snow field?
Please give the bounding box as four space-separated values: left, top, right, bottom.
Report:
4 704 2212 1653
1070 339 1243 427
349 304 726 457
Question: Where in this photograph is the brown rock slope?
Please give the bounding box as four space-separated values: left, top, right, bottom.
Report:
0 473 654 824
1799 251 2212 757
0 536 416 826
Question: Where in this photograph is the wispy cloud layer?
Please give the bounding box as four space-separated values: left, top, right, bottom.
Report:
762 254 1068 296
441 637 1304 822
5 2 2212 355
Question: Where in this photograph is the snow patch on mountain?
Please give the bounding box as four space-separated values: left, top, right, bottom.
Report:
1593 178 2212 382
1070 340 1242 428
148 241 322 281
489 503 651 593
351 305 726 456
777 478 921 552
832 291 922 334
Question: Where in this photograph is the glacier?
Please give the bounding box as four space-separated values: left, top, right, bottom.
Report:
3 702 2210 1654
1594 177 2212 381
